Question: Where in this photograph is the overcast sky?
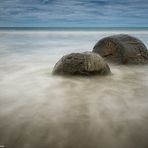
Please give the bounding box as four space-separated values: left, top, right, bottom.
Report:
0 0 148 27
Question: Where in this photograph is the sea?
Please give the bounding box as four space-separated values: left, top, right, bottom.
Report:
0 27 148 148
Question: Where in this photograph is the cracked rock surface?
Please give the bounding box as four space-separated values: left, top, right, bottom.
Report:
93 34 148 64
52 52 111 76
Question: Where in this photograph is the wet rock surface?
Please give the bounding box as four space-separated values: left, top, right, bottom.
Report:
52 52 111 76
93 34 148 64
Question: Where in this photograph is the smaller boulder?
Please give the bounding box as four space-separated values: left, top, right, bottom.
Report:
52 52 111 76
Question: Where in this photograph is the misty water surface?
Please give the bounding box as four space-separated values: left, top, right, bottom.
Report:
0 30 148 148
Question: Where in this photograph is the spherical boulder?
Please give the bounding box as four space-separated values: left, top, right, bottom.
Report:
93 34 148 64
52 52 111 76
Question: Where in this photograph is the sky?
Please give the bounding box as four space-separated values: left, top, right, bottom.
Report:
0 0 148 27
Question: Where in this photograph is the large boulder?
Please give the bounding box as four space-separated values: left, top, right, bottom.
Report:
93 34 148 64
52 52 111 76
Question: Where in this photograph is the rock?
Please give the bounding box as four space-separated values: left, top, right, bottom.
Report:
93 34 148 64
52 52 111 76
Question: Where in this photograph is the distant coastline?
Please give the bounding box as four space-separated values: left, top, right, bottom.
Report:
0 27 148 31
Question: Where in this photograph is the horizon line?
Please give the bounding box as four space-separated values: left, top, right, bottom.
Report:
0 26 148 30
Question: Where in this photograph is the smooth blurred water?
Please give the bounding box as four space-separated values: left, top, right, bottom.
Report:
0 30 148 148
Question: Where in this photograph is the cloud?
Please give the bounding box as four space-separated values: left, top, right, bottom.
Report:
0 0 148 27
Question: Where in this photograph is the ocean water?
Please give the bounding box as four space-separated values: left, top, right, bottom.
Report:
0 29 148 148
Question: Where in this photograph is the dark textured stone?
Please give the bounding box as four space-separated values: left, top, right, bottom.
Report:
93 34 148 64
52 52 111 76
